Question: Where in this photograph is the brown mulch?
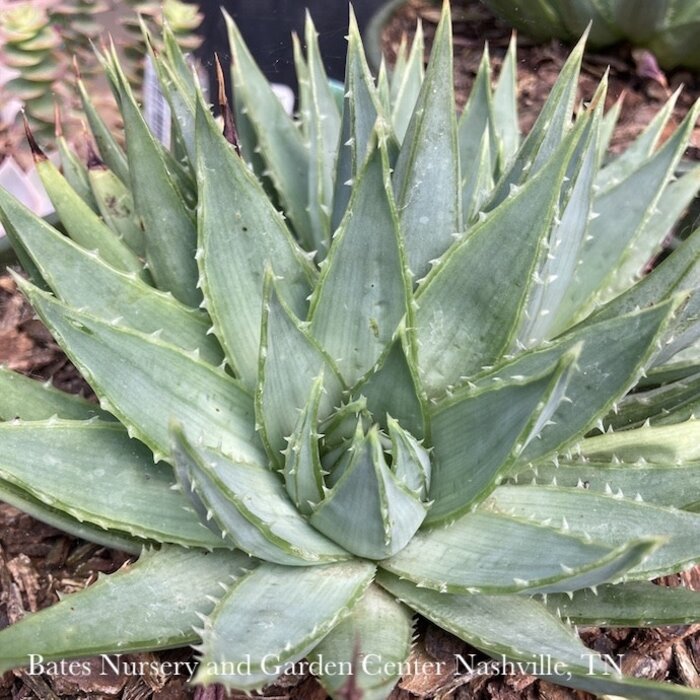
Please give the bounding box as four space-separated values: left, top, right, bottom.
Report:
2 1 700 697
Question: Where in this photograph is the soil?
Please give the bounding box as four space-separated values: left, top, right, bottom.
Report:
2 1 700 698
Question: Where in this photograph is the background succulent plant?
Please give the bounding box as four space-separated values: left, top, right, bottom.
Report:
120 0 203 86
0 2 66 138
0 0 202 149
481 0 700 70
1 3 700 698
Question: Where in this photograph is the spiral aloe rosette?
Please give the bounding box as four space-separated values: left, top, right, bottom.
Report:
1 3 700 697
0 3 65 137
483 0 700 69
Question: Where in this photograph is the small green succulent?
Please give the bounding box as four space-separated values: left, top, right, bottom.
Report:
1 4 700 698
482 0 700 69
0 3 65 137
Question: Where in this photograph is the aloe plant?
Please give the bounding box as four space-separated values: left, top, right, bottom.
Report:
1 3 700 698
482 0 700 69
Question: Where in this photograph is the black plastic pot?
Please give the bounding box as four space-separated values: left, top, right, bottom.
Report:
194 0 390 95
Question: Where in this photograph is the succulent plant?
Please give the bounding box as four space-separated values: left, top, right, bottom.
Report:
482 0 700 70
50 0 110 73
120 0 203 86
1 3 700 698
0 3 66 137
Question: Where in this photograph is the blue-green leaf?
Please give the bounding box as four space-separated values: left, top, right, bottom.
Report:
257 278 345 462
195 95 314 387
392 1 460 281
0 547 251 673
310 137 408 386
19 282 262 465
171 428 350 565
195 560 375 690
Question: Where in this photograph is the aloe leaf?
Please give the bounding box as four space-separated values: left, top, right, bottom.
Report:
377 573 700 700
283 375 325 515
104 47 200 306
390 21 424 144
293 31 311 131
311 583 413 700
0 194 223 365
257 278 345 462
596 88 680 193
311 425 427 559
332 9 382 232
0 366 110 421
545 581 700 626
458 47 493 221
605 371 700 429
153 51 197 164
392 1 460 282
643 360 700 387
426 353 576 526
463 131 495 224
376 59 392 115
1 232 48 293
377 571 609 673
87 159 145 257
588 226 700 327
0 547 251 674
195 560 375 690
304 13 341 255
225 11 311 248
388 416 431 499
475 301 676 464
352 332 427 440
610 167 700 299
563 102 700 318
577 419 700 463
0 419 223 548
0 476 143 553
522 107 600 343
598 92 623 160
383 509 655 594
489 32 585 206
484 485 700 579
171 428 349 565
30 153 144 278
194 97 314 388
656 295 700 366
415 118 581 397
57 133 98 212
19 282 263 465
310 137 408 386
490 34 519 171
512 461 700 510
162 23 197 95
390 34 409 100
77 77 129 184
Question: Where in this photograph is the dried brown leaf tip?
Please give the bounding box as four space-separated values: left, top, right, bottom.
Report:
215 53 241 155
22 113 46 162
86 137 106 171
